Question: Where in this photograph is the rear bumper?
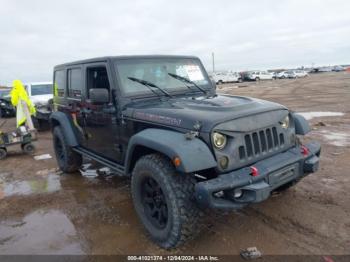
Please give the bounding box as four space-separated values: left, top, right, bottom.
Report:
34 109 51 121
194 142 321 209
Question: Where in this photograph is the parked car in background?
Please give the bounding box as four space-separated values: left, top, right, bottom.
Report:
25 82 53 130
269 72 278 79
212 71 242 84
318 67 333 73
0 89 15 118
277 70 296 79
332 65 345 72
246 71 274 81
0 88 10 99
293 70 308 78
277 71 289 79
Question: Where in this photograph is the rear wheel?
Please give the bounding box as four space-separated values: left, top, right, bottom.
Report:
53 126 82 173
22 143 35 155
131 154 200 249
0 148 7 160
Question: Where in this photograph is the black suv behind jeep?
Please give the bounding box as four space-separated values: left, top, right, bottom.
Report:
50 55 321 248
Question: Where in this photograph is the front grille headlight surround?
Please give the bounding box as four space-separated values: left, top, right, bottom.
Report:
212 132 227 150
280 115 290 129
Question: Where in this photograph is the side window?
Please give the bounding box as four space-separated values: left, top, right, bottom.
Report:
68 68 82 98
86 66 110 99
54 70 65 97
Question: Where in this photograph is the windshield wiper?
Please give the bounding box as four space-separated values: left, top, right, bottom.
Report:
168 73 208 96
128 77 172 97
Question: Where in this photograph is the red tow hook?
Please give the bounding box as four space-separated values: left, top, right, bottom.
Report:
250 166 259 177
301 145 310 157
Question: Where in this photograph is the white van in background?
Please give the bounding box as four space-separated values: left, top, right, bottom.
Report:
25 82 53 107
246 71 274 81
25 82 53 130
212 72 242 84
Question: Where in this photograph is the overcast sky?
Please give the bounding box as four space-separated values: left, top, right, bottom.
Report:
1 0 350 85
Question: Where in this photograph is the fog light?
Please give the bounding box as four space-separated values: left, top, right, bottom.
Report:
234 189 243 198
219 156 229 169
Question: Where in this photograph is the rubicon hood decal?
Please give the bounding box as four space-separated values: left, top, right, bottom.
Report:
135 112 182 126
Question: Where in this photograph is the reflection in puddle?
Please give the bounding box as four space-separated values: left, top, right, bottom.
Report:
0 209 84 254
0 174 61 199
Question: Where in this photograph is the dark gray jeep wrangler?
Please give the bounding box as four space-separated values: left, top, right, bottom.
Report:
50 55 321 248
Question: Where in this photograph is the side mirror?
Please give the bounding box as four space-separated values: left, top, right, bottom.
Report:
89 88 109 104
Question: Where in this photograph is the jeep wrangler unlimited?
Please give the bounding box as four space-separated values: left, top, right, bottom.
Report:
50 55 321 248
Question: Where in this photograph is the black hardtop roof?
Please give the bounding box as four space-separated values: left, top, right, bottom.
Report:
54 55 200 69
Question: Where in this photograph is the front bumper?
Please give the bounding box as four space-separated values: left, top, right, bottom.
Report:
195 142 321 209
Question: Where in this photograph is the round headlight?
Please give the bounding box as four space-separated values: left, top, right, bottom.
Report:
280 115 290 129
212 132 227 149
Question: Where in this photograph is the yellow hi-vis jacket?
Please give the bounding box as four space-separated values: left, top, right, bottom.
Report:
10 80 36 127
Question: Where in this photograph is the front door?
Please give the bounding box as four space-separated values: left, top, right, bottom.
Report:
82 63 122 163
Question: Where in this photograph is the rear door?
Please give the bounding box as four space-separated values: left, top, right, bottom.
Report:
66 66 87 147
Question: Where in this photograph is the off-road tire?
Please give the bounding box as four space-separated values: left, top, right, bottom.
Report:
22 143 35 154
53 126 82 173
131 154 201 249
0 148 7 160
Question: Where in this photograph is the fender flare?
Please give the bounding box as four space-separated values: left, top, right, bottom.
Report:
125 128 217 174
292 113 311 135
50 111 79 147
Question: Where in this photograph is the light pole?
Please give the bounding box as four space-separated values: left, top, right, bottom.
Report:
212 52 215 73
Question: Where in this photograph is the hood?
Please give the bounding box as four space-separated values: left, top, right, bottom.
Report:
125 94 287 132
30 94 53 105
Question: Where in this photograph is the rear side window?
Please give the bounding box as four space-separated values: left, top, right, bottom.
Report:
68 68 83 98
54 70 65 97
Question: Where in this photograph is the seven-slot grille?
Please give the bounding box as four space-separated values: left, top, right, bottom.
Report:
238 126 285 160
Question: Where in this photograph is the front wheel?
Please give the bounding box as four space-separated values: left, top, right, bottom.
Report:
131 154 201 249
53 126 82 173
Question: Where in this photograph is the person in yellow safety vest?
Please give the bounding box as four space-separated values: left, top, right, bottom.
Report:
10 80 36 127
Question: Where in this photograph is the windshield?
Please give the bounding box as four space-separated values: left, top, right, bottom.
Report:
0 89 10 98
115 58 211 96
31 84 53 96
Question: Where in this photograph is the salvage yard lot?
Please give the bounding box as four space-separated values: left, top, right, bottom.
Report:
0 72 349 255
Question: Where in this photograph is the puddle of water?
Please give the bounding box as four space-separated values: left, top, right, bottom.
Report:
0 174 61 199
298 111 344 120
0 209 84 254
318 130 350 147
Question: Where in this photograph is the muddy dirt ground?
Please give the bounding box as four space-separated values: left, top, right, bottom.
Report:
0 72 349 255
